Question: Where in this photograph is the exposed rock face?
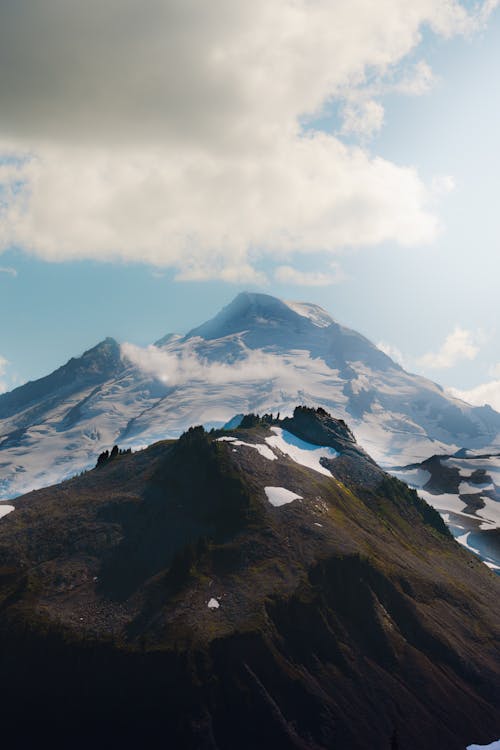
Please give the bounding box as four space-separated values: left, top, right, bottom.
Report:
0 409 498 748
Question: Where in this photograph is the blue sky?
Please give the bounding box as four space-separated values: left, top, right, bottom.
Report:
0 1 499 409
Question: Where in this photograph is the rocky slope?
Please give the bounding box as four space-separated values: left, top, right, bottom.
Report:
0 408 498 749
0 293 499 503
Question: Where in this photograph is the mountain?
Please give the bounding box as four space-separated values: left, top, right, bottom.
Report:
393 449 500 573
0 407 498 749
0 292 499 505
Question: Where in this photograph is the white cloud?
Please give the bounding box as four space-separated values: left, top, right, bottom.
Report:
448 380 500 412
0 266 17 277
338 60 436 139
340 100 385 139
0 0 496 279
274 264 345 287
0 355 9 394
377 341 407 367
418 327 481 369
395 60 436 95
121 342 294 385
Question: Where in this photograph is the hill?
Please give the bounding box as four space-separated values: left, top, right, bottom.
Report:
0 407 498 749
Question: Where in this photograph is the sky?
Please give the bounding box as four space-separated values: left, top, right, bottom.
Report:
0 0 500 410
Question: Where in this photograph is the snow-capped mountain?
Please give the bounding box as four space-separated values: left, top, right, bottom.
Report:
1 292 499 501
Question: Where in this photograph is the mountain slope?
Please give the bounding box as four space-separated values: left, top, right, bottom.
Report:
0 292 499 503
0 408 498 749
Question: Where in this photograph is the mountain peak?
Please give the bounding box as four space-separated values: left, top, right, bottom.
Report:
0 336 123 421
185 292 334 341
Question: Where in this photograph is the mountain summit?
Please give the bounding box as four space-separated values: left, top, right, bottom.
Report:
185 292 336 339
0 293 498 512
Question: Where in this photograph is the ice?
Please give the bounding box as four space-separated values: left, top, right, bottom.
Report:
265 486 303 507
265 428 338 477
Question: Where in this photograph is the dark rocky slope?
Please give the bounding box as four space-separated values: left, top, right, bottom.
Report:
0 407 498 749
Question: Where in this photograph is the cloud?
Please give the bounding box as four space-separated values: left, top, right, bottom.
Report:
0 0 496 279
377 341 407 368
0 266 17 277
338 60 436 139
340 100 385 139
418 327 481 369
0 355 9 394
448 380 500 412
121 342 293 385
274 264 345 287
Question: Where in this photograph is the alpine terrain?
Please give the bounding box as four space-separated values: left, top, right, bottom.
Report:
0 407 498 749
0 293 499 566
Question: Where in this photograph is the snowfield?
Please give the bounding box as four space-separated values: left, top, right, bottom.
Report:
265 486 303 507
216 436 277 461
265 427 338 477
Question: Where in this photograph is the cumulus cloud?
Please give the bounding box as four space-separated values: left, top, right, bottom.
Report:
340 100 385 139
418 327 481 369
121 342 294 385
0 0 496 279
448 380 500 412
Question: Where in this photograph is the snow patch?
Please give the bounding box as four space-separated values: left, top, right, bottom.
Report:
467 741 500 750
283 301 333 328
265 486 303 507
458 480 495 495
207 598 220 610
265 428 338 477
217 436 277 461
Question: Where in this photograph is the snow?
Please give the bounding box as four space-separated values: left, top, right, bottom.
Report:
390 467 431 488
265 428 338 477
252 444 277 460
458 480 495 495
417 488 500 532
207 598 220 609
217 436 277 461
265 486 303 507
0 505 14 519
314 522 323 527
0 292 498 503
467 741 500 750
283 300 333 328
